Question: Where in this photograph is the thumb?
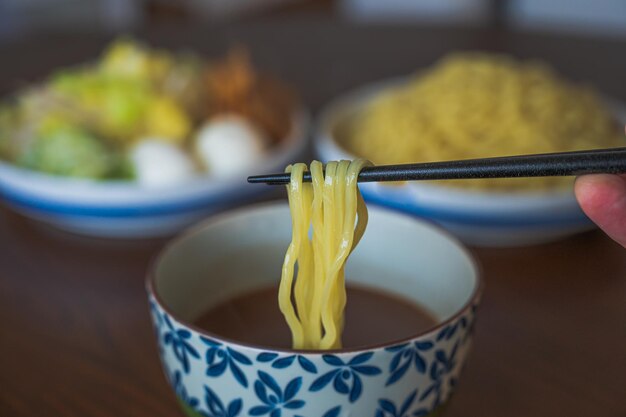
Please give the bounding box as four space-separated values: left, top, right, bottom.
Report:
575 174 626 248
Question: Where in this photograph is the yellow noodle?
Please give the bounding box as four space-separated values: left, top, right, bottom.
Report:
279 159 371 350
308 160 326 347
345 53 624 191
279 163 306 348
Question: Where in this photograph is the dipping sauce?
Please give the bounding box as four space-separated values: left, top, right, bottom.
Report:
194 284 438 349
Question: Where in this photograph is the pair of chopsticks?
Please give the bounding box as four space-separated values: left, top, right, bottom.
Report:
247 147 626 185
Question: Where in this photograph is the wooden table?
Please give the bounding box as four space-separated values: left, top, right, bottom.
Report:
1 20 625 417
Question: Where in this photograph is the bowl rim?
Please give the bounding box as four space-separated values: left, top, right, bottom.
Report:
314 75 626 199
145 200 483 355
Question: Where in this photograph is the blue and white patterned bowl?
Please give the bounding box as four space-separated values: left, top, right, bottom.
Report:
0 111 308 238
146 202 482 417
314 79 626 246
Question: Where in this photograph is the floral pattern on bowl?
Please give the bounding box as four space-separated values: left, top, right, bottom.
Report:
149 296 479 417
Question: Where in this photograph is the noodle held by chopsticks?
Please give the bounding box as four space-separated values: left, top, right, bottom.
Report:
280 159 371 350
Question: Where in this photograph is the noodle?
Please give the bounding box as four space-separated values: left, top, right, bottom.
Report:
345 53 624 191
280 159 371 350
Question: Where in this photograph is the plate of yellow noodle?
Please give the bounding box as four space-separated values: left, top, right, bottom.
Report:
315 53 626 246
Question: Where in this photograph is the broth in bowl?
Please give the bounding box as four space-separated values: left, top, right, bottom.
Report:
194 284 438 350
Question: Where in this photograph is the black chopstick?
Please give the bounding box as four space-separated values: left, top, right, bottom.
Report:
247 147 626 185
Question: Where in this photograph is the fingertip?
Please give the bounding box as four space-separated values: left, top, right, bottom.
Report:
575 174 609 211
575 174 626 248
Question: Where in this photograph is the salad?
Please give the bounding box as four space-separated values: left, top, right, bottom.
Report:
0 39 296 186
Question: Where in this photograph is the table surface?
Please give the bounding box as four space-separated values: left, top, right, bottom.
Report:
1 19 625 417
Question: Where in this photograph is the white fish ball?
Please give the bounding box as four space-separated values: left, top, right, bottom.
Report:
130 139 196 187
195 115 268 177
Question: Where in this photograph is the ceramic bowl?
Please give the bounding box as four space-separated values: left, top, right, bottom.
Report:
146 202 482 417
0 111 308 238
314 79 626 246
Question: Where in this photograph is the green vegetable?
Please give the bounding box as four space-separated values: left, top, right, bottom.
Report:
49 68 191 143
50 70 151 142
1 38 202 180
17 126 126 179
0 105 16 159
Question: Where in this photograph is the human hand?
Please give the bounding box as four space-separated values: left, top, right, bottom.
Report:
575 173 626 248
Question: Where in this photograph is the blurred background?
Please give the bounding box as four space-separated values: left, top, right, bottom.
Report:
1 3 626 417
0 0 625 241
1 0 625 40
